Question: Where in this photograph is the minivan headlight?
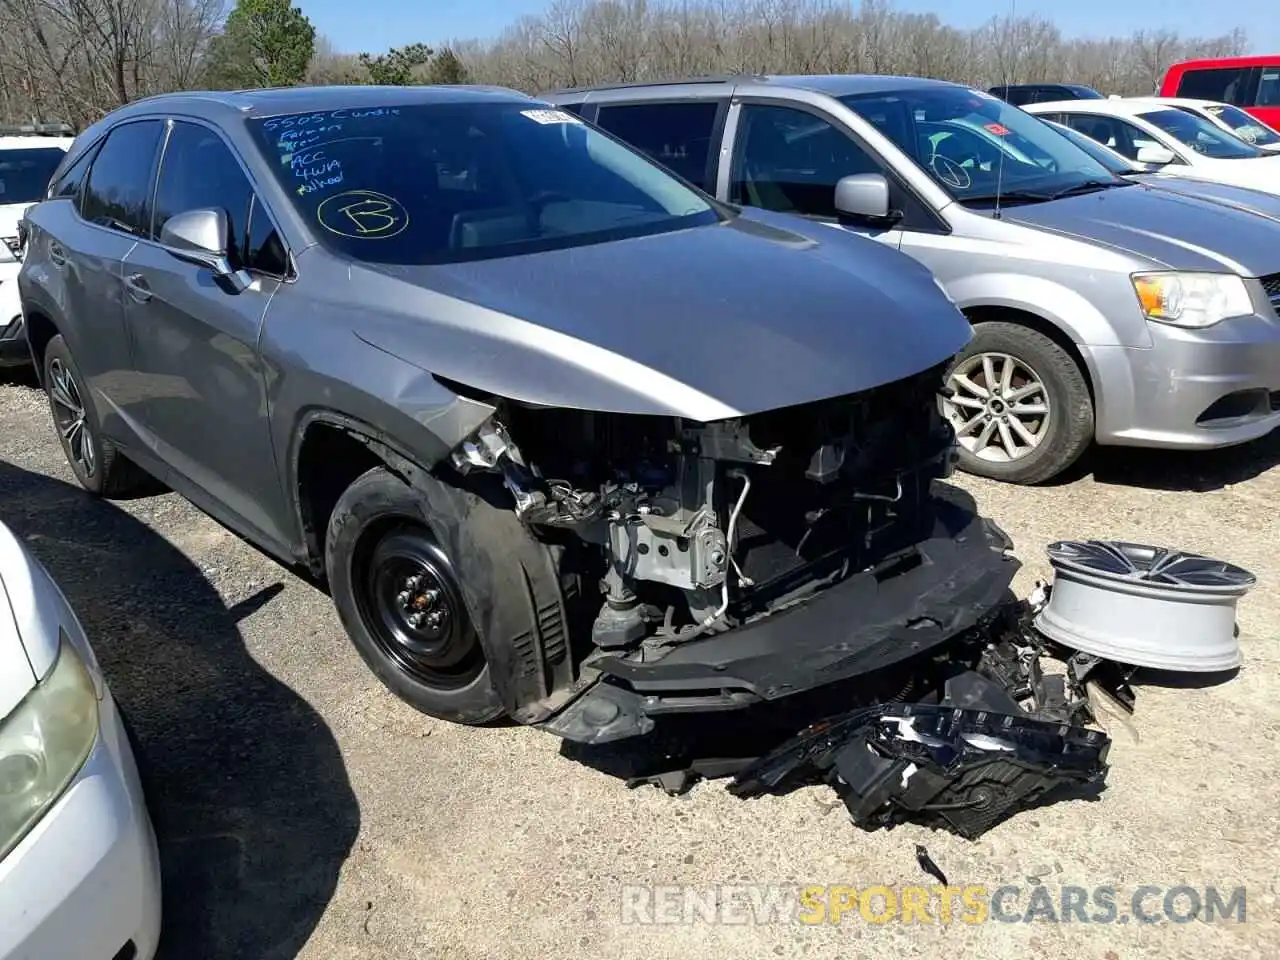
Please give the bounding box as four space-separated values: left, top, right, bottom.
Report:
1131 272 1253 328
0 639 99 860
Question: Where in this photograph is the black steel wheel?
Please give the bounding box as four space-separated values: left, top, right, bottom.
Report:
358 529 485 689
324 466 506 724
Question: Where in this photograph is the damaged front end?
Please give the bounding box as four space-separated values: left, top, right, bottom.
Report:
445 361 1019 744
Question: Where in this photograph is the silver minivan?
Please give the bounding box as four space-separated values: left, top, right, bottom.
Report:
545 75 1280 483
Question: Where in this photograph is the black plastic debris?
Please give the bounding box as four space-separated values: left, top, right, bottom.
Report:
728 673 1111 839
915 844 948 886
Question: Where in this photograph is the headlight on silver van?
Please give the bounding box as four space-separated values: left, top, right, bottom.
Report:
1131 272 1253 328
0 639 99 860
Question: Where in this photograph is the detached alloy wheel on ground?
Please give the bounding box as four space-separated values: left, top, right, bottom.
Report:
41 334 148 497
944 321 1093 484
324 466 505 724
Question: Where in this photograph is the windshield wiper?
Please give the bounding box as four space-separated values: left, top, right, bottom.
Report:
1042 179 1127 200
959 189 1055 206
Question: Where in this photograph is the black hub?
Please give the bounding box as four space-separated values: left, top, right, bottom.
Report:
357 528 482 688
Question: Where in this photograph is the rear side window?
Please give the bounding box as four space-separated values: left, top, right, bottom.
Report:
1257 71 1280 107
595 101 721 189
0 147 68 206
49 145 97 202
81 120 164 236
153 121 252 262
1176 67 1251 104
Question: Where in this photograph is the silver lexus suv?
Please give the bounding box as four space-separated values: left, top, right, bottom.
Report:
545 75 1280 483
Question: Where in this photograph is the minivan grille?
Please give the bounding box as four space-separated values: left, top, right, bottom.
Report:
1263 272 1280 315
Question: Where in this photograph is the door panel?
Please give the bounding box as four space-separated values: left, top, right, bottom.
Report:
121 119 291 551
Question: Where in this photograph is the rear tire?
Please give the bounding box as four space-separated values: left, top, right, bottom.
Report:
324 466 506 725
42 335 149 497
944 321 1093 484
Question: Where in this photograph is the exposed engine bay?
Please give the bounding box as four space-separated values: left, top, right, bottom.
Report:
450 362 961 658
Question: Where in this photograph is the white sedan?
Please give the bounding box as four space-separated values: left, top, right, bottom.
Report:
0 519 162 960
1025 97 1280 194
1126 96 1280 154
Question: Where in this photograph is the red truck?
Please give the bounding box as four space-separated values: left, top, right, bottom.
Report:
1160 56 1280 128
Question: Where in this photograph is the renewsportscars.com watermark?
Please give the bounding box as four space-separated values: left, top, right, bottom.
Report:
620 884 1248 926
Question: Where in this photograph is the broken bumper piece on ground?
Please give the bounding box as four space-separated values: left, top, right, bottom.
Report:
728 677 1111 839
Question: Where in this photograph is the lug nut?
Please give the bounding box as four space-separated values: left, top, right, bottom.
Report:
423 588 440 607
407 612 424 628
426 610 446 630
396 590 411 606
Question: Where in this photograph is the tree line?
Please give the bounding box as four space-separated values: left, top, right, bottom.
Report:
0 0 1249 130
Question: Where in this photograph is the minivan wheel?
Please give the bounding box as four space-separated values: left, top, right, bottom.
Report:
944 322 1093 484
324 466 505 725
42 335 148 497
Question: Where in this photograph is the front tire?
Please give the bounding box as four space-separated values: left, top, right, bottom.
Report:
943 321 1093 484
324 466 505 725
42 335 148 496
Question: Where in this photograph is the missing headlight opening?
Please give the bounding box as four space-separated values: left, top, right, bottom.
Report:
450 363 961 654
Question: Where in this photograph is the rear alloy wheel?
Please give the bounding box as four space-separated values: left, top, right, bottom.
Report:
42 335 149 497
325 467 505 724
943 322 1093 484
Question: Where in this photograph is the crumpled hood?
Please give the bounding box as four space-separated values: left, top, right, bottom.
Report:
352 209 971 420
1001 184 1280 276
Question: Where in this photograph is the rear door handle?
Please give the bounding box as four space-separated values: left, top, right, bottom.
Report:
48 242 66 267
124 272 152 302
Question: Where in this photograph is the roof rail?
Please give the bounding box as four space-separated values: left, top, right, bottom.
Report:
0 121 74 136
545 73 764 95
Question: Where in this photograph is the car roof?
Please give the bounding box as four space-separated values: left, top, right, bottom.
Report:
0 136 72 151
1025 99 1172 119
1167 55 1280 71
93 84 533 127
545 73 969 99
1126 96 1223 110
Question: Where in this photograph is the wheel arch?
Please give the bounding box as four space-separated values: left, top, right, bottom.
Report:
22 306 59 386
959 303 1099 408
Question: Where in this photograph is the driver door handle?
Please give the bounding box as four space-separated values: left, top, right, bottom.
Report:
124 272 152 302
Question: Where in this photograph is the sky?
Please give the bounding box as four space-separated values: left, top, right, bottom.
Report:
299 0 1280 58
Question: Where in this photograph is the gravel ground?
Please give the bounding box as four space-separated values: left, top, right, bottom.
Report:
2 372 1278 960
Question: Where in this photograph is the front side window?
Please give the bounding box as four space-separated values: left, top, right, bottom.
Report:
245 101 719 266
1200 103 1280 147
729 104 881 216
595 101 721 189
0 147 67 206
841 88 1123 206
81 120 164 236
1177 67 1250 104
1257 70 1280 107
1137 108 1262 159
154 121 254 261
1061 113 1166 161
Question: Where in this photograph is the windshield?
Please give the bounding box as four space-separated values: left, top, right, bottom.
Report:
245 101 719 265
839 87 1122 205
1045 122 1138 174
1202 103 1280 147
1136 108 1263 159
0 147 66 206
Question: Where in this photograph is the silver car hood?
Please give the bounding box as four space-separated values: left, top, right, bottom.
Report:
1126 173 1280 224
351 210 971 421
999 183 1280 277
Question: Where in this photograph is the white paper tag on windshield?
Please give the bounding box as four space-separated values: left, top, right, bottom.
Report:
521 108 583 125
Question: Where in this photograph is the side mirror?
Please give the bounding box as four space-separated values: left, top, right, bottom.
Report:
833 173 899 223
1135 144 1176 166
159 208 248 292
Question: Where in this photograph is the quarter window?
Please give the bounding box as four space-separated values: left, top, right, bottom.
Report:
1176 67 1250 104
730 104 880 217
245 195 289 276
80 120 164 236
50 145 97 203
153 121 252 264
595 101 721 189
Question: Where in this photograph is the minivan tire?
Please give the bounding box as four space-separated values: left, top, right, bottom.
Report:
324 466 506 725
945 321 1093 484
42 335 150 497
